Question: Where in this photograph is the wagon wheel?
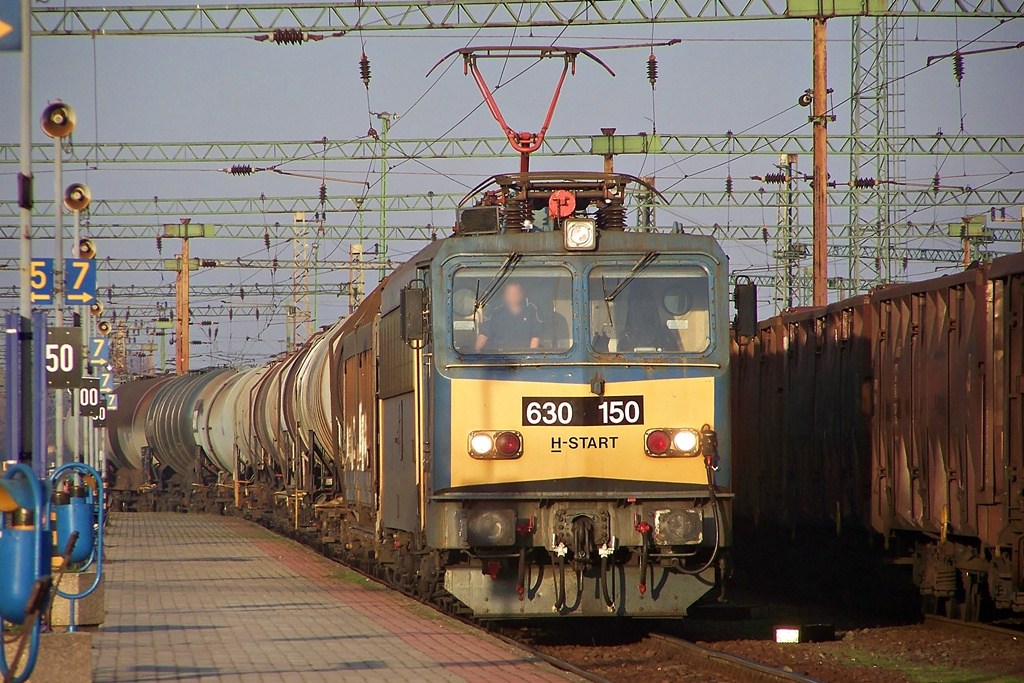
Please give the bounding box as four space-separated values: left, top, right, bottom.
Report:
959 572 982 622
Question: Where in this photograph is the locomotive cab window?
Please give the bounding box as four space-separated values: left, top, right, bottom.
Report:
589 262 711 355
452 265 573 354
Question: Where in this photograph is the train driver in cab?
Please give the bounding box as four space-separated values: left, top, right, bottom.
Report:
474 281 543 352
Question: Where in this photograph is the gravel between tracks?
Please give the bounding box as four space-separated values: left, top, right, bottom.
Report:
531 621 1024 682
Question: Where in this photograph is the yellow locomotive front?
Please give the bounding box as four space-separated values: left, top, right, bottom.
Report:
381 178 741 616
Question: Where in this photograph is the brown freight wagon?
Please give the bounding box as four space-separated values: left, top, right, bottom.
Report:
732 252 1024 618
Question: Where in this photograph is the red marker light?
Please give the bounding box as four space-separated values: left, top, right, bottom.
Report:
495 431 521 456
646 430 670 455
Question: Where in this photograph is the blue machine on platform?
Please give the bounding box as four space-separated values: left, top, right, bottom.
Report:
0 464 53 683
50 462 105 631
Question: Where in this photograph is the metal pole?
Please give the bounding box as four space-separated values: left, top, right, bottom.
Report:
175 236 189 374
812 17 829 308
72 210 81 464
83 302 91 466
373 112 395 281
18 0 34 468
53 135 65 469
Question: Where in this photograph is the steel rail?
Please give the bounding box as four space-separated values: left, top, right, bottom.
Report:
649 632 823 683
922 615 1024 643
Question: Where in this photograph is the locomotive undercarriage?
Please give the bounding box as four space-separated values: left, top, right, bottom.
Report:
264 491 728 618
430 497 727 617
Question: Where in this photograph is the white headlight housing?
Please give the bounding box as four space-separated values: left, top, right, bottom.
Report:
672 429 700 454
563 218 597 251
470 433 494 456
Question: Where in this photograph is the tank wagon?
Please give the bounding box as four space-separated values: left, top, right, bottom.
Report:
106 171 751 618
732 252 1024 619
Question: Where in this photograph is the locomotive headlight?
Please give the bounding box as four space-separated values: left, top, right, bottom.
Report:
468 430 523 459
563 218 597 251
645 428 701 457
470 433 494 456
673 429 700 454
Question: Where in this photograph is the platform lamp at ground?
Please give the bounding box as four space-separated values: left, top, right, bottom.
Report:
0 464 53 683
40 100 76 469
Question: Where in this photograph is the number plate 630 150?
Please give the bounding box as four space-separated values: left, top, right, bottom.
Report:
521 396 644 427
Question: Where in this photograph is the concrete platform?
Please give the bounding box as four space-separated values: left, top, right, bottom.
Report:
4 632 93 683
93 513 576 682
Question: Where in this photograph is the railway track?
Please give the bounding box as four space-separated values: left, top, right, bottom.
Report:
646 633 822 683
923 614 1024 643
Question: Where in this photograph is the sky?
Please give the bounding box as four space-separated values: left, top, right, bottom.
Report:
1 3 1022 368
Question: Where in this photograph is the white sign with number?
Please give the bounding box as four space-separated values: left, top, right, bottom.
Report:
46 327 83 389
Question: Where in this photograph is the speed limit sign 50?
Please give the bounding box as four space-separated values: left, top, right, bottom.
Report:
46 327 84 389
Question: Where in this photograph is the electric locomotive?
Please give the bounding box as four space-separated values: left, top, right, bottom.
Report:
369 171 738 616
105 171 748 619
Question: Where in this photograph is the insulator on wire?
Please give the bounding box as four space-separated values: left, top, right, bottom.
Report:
902 257 909 271
230 164 253 176
263 230 271 251
255 309 260 321
360 53 372 88
272 257 279 271
273 28 304 45
228 309 234 322
319 183 327 203
953 52 965 84
763 173 787 184
762 226 769 244
853 177 877 189
156 235 163 254
647 53 658 88
725 175 733 197
932 172 941 195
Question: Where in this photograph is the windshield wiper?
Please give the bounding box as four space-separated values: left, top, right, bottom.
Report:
475 252 522 312
604 251 658 301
